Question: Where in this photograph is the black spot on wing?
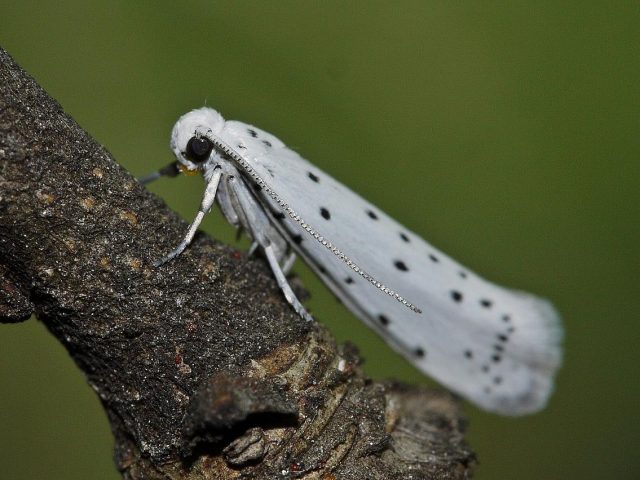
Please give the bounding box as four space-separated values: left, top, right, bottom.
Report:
480 299 493 308
414 347 426 358
394 260 408 272
367 210 378 220
464 350 473 359
292 234 303 245
450 290 463 303
345 277 354 284
308 172 319 183
262 140 272 147
248 128 258 138
274 211 286 220
378 315 390 326
400 232 410 243
429 254 439 263
320 207 331 220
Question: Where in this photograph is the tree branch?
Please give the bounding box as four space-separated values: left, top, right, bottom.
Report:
0 47 475 479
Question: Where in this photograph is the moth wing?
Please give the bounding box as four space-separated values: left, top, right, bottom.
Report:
220 120 563 415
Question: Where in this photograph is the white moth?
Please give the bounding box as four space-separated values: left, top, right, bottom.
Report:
141 107 563 415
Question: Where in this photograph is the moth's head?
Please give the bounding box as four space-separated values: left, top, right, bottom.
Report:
170 107 225 175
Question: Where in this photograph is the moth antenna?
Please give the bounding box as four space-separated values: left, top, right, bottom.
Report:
204 133 422 314
138 161 180 185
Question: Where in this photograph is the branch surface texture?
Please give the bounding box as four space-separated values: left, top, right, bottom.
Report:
0 47 475 479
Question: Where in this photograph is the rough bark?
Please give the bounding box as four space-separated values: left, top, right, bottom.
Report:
0 47 475 479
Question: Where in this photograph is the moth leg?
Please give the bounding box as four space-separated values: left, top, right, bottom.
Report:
228 176 312 321
281 252 297 276
138 161 180 186
247 242 294 273
154 167 222 267
225 177 282 265
247 241 259 257
263 243 313 322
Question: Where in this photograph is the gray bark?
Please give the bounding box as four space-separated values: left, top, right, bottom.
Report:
0 46 475 479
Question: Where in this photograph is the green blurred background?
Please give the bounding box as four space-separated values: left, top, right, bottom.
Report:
1 1 638 479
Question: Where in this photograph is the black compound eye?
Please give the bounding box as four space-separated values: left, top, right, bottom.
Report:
185 136 213 163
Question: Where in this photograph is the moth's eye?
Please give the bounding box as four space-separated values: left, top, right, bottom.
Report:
185 136 213 163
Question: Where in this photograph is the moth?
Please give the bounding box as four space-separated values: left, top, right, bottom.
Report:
140 107 563 415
